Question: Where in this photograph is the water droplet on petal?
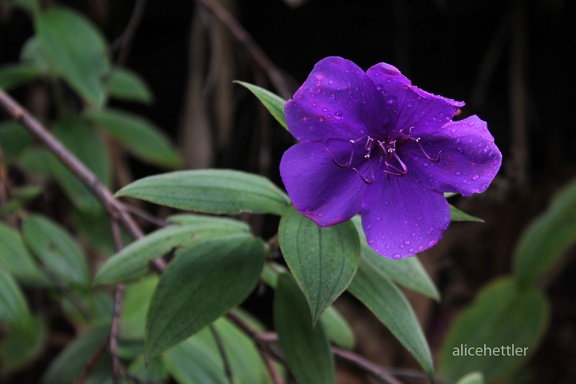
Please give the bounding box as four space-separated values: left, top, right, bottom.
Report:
404 240 411 245
376 216 382 221
385 244 391 249
417 245 424 251
322 107 329 112
472 175 479 181
468 121 475 126
428 240 437 247
392 254 401 259
455 171 461 176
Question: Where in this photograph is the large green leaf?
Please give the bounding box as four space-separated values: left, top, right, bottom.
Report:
50 115 111 214
106 67 153 104
145 234 265 358
235 81 287 129
0 269 30 328
351 216 439 300
513 177 576 286
21 214 90 288
348 257 434 379
121 276 158 341
279 206 360 324
274 273 335 384
86 108 181 168
439 278 548 382
35 7 110 107
262 263 356 349
0 222 47 285
95 216 249 285
116 169 290 216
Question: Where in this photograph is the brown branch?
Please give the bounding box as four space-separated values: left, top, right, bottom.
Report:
74 338 109 384
0 89 166 273
112 0 148 66
209 325 234 383
195 0 292 99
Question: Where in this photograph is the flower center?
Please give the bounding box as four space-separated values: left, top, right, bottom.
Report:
325 127 440 184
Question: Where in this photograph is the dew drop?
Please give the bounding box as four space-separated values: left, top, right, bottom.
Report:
376 216 382 221
455 171 461 176
312 102 317 107
407 102 414 108
428 240 437 247
468 121 475 126
404 240 411 245
385 244 391 250
335 111 343 119
392 254 401 259
322 107 329 112
417 245 424 251
328 80 334 85
413 156 419 161
472 175 479 181
399 244 405 249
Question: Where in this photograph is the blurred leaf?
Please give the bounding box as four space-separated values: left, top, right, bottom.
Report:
5 0 37 11
128 355 168 382
145 234 265 358
438 278 548 382
0 315 46 374
22 214 90 288
351 216 439 300
121 276 158 341
0 269 30 328
348 257 434 379
0 64 39 91
50 115 111 214
319 305 355 350
86 108 180 168
449 204 484 222
0 222 47 286
116 169 290 216
95 218 249 285
275 273 335 384
235 81 287 129
41 324 111 384
17 146 53 177
279 206 360 324
0 121 33 163
35 6 110 107
456 372 485 384
514 177 576 286
20 37 50 73
107 67 153 104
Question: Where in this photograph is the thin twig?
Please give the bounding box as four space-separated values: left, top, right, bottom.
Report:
74 338 109 384
209 325 234 383
333 347 404 384
195 0 292 99
113 0 148 66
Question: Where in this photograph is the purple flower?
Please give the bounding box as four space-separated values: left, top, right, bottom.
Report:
280 57 502 259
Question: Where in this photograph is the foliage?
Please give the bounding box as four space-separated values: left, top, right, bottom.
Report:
0 2 572 384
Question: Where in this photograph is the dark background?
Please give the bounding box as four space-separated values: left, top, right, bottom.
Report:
1 0 576 382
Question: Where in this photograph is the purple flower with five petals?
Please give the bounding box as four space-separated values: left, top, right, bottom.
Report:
280 57 502 259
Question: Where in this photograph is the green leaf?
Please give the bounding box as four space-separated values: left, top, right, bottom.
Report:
1 315 46 374
163 316 271 384
513 177 576 286
5 0 37 12
21 214 90 288
17 146 53 177
121 276 158 341
319 306 355 350
41 324 111 384
50 115 111 214
0 269 30 328
95 218 249 285
20 37 50 73
86 108 181 168
235 81 287 130
438 278 548 382
145 234 265 358
0 64 39 91
348 256 434 379
0 222 47 286
450 204 484 222
351 216 439 300
279 206 360 323
274 273 335 384
116 169 290 216
0 121 33 164
456 372 485 384
107 67 153 103
35 6 110 107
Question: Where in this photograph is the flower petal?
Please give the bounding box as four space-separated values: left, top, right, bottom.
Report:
280 140 369 226
366 63 464 137
361 175 450 258
285 56 385 142
402 115 502 196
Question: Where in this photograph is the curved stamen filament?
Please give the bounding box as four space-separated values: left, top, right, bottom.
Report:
415 138 440 162
325 140 355 168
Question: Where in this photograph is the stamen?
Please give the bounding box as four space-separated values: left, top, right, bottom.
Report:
352 167 374 184
415 138 440 162
325 140 355 168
